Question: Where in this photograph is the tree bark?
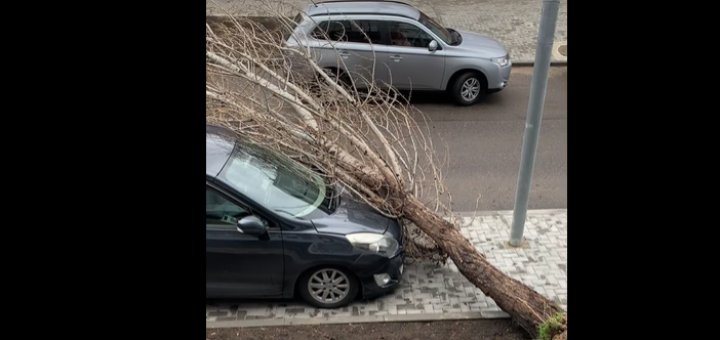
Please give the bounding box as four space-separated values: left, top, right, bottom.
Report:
402 195 563 336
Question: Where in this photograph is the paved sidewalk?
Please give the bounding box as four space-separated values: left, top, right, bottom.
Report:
206 0 567 64
207 209 567 328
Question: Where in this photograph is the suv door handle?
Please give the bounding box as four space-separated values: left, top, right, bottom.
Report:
390 54 403 62
338 50 351 58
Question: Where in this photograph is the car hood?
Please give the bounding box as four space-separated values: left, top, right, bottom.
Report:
455 30 507 57
310 189 390 235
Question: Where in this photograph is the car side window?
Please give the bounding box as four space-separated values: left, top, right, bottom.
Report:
311 20 344 41
389 22 433 48
312 20 384 44
206 187 250 226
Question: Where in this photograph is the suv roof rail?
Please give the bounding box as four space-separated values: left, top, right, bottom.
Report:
308 1 417 20
315 0 412 6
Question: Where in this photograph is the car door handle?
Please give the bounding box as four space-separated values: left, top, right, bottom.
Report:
390 54 403 62
338 50 350 59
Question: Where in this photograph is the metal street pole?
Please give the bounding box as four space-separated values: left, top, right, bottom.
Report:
510 0 561 246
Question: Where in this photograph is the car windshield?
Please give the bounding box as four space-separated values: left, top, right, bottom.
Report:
219 142 333 219
418 12 454 45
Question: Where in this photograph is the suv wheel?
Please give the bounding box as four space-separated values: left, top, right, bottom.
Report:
298 267 358 308
450 72 486 105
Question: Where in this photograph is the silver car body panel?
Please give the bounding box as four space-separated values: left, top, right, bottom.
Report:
286 2 511 91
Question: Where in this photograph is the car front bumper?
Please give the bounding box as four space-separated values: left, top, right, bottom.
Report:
357 252 405 299
489 61 512 91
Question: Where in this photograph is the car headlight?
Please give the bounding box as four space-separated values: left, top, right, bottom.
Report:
346 233 399 257
493 55 509 66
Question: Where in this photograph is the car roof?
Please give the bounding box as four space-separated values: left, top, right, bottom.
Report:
206 125 237 177
305 1 420 20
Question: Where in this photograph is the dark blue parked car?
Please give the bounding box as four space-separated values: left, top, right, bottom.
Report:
206 125 405 308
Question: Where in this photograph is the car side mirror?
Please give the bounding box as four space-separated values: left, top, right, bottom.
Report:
428 40 438 52
237 215 268 236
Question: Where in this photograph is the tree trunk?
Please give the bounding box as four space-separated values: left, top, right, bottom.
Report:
402 195 563 336
206 17 567 337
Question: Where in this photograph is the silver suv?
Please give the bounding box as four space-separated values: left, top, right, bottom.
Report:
286 0 511 105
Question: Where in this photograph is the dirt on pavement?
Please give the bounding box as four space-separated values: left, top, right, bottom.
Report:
206 319 531 340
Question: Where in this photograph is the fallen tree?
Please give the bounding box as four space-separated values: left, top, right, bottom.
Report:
206 6 566 338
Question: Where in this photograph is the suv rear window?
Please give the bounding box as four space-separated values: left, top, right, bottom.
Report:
312 20 384 44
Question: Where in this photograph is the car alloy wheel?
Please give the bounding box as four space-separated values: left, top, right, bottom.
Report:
307 268 350 304
461 78 481 101
298 267 358 308
450 71 486 105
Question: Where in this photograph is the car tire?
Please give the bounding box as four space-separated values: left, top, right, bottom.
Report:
450 72 486 106
298 267 359 308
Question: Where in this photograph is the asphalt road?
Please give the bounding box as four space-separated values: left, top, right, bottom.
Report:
408 66 567 211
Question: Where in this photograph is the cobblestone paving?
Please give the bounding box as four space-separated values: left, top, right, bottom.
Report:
207 209 567 327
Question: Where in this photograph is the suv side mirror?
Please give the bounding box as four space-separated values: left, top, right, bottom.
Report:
237 215 268 236
428 40 438 52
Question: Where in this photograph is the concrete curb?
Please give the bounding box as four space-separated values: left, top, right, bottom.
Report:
513 61 567 66
452 208 567 217
207 311 510 328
